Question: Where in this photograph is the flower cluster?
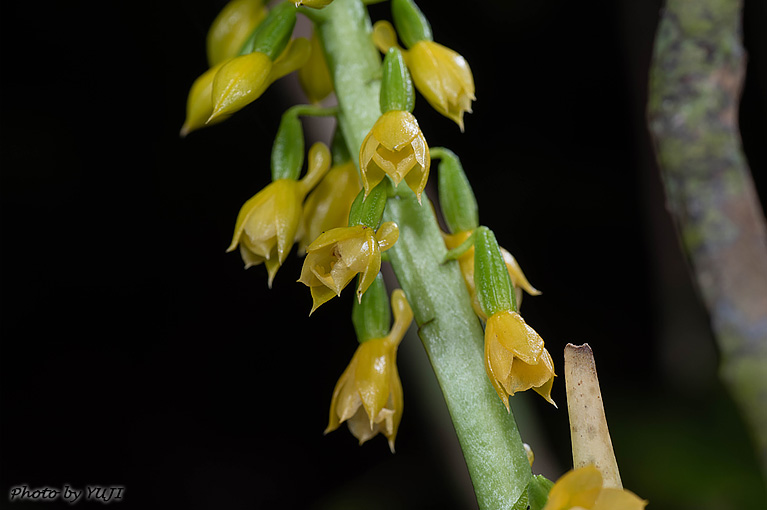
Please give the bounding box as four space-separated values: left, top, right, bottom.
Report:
185 1 650 508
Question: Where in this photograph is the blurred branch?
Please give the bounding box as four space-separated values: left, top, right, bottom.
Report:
647 0 767 482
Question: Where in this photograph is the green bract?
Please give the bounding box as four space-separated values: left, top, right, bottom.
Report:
474 226 516 317
348 181 388 229
352 272 391 343
271 109 304 181
434 147 479 234
380 48 415 113
391 0 432 47
239 1 296 59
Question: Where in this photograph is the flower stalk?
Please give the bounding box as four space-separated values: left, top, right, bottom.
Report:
313 0 533 507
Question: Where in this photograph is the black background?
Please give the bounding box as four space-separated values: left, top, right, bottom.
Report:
1 0 766 509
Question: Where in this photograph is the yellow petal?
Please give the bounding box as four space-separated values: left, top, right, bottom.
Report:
485 310 544 364
543 466 603 510
485 334 514 411
354 338 393 426
298 141 332 196
180 62 227 136
502 247 541 296
371 20 401 54
210 52 273 121
592 488 648 510
325 358 357 433
507 347 556 404
387 289 413 346
372 110 420 152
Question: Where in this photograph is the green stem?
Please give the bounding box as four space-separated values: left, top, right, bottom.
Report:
315 0 532 507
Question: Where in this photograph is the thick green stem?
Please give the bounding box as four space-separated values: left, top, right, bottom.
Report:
314 0 532 507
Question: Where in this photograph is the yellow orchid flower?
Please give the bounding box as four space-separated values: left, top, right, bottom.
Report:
206 0 268 67
543 466 647 510
325 289 413 452
226 142 331 286
443 229 541 319
484 309 556 410
359 110 429 203
298 161 361 254
298 222 399 313
209 37 311 123
180 37 310 135
373 20 475 130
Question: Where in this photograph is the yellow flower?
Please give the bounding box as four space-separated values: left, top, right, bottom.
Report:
298 222 399 313
209 37 310 123
298 161 361 254
373 20 475 130
543 466 647 510
325 289 413 452
484 310 556 410
359 110 429 203
227 142 331 286
206 0 268 67
443 229 541 319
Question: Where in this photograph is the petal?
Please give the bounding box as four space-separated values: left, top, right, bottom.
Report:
372 111 420 152
375 221 400 252
502 247 542 296
543 466 603 510
486 311 544 364
371 20 400 54
325 360 358 434
592 488 647 510
353 338 393 426
484 334 513 411
210 52 273 120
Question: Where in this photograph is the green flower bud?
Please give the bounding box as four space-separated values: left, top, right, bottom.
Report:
239 2 296 60
474 227 516 317
352 272 391 343
348 181 389 229
380 47 415 114
391 0 432 48
271 109 304 181
434 148 478 234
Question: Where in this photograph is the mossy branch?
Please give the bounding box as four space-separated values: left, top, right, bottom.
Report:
647 0 767 481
